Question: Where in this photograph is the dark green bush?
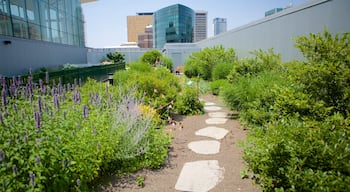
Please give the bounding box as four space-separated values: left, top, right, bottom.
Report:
209 79 230 95
212 62 234 81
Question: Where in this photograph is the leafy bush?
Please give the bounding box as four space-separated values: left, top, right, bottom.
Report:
174 87 204 115
244 114 350 191
289 30 350 116
209 79 230 95
227 49 281 83
140 50 162 66
127 62 152 73
114 65 180 119
161 56 174 72
184 46 236 80
227 29 350 191
212 62 234 81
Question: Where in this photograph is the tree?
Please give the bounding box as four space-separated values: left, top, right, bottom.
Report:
140 50 162 66
106 52 125 64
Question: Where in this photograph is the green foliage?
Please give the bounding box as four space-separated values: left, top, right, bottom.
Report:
160 56 174 72
244 115 350 191
212 62 234 81
223 29 350 191
184 59 200 78
289 30 350 116
140 50 162 66
106 52 125 64
0 74 170 191
209 79 230 95
227 48 281 83
184 45 236 80
127 61 152 73
114 65 180 119
174 87 204 115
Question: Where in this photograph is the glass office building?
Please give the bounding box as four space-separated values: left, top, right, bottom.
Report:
153 4 194 48
0 0 84 47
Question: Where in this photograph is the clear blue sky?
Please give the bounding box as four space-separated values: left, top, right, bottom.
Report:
82 0 309 48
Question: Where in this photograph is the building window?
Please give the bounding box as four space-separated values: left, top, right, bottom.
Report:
0 0 84 47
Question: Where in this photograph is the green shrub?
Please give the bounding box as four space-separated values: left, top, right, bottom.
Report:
174 87 204 115
212 62 234 80
233 29 350 191
227 49 281 83
244 114 350 191
160 56 174 72
127 62 152 73
184 46 236 80
184 59 200 78
209 79 230 95
140 50 162 66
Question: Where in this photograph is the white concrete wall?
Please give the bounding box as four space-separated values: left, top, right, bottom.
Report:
197 0 350 61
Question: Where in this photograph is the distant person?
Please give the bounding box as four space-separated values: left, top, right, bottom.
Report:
155 57 162 67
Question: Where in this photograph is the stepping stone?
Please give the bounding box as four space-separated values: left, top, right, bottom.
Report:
195 126 229 140
205 117 228 125
204 102 216 106
204 105 222 111
188 140 221 154
208 112 228 118
175 160 224 192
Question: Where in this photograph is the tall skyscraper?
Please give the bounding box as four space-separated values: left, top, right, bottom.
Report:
138 25 153 48
153 4 195 48
194 11 208 42
213 18 227 36
127 13 153 43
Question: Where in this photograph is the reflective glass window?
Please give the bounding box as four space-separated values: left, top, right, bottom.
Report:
12 18 28 38
41 25 51 41
0 0 10 15
0 13 12 36
28 23 41 40
10 0 26 19
26 0 40 24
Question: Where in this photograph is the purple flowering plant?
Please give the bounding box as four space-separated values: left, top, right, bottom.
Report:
0 70 171 191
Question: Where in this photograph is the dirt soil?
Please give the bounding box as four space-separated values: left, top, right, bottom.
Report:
97 94 261 192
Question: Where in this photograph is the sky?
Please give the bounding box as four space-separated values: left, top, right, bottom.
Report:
82 0 309 48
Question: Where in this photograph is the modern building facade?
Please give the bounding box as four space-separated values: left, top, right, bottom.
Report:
213 17 227 36
0 0 85 47
138 25 153 48
0 0 88 76
127 12 153 43
164 0 350 71
194 10 207 42
153 4 195 48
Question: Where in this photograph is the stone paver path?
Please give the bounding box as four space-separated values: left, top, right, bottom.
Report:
175 101 231 192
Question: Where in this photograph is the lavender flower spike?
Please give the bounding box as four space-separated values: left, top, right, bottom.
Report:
82 105 88 119
12 164 18 176
76 178 81 186
0 150 5 161
35 156 40 164
45 71 49 84
29 173 35 186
